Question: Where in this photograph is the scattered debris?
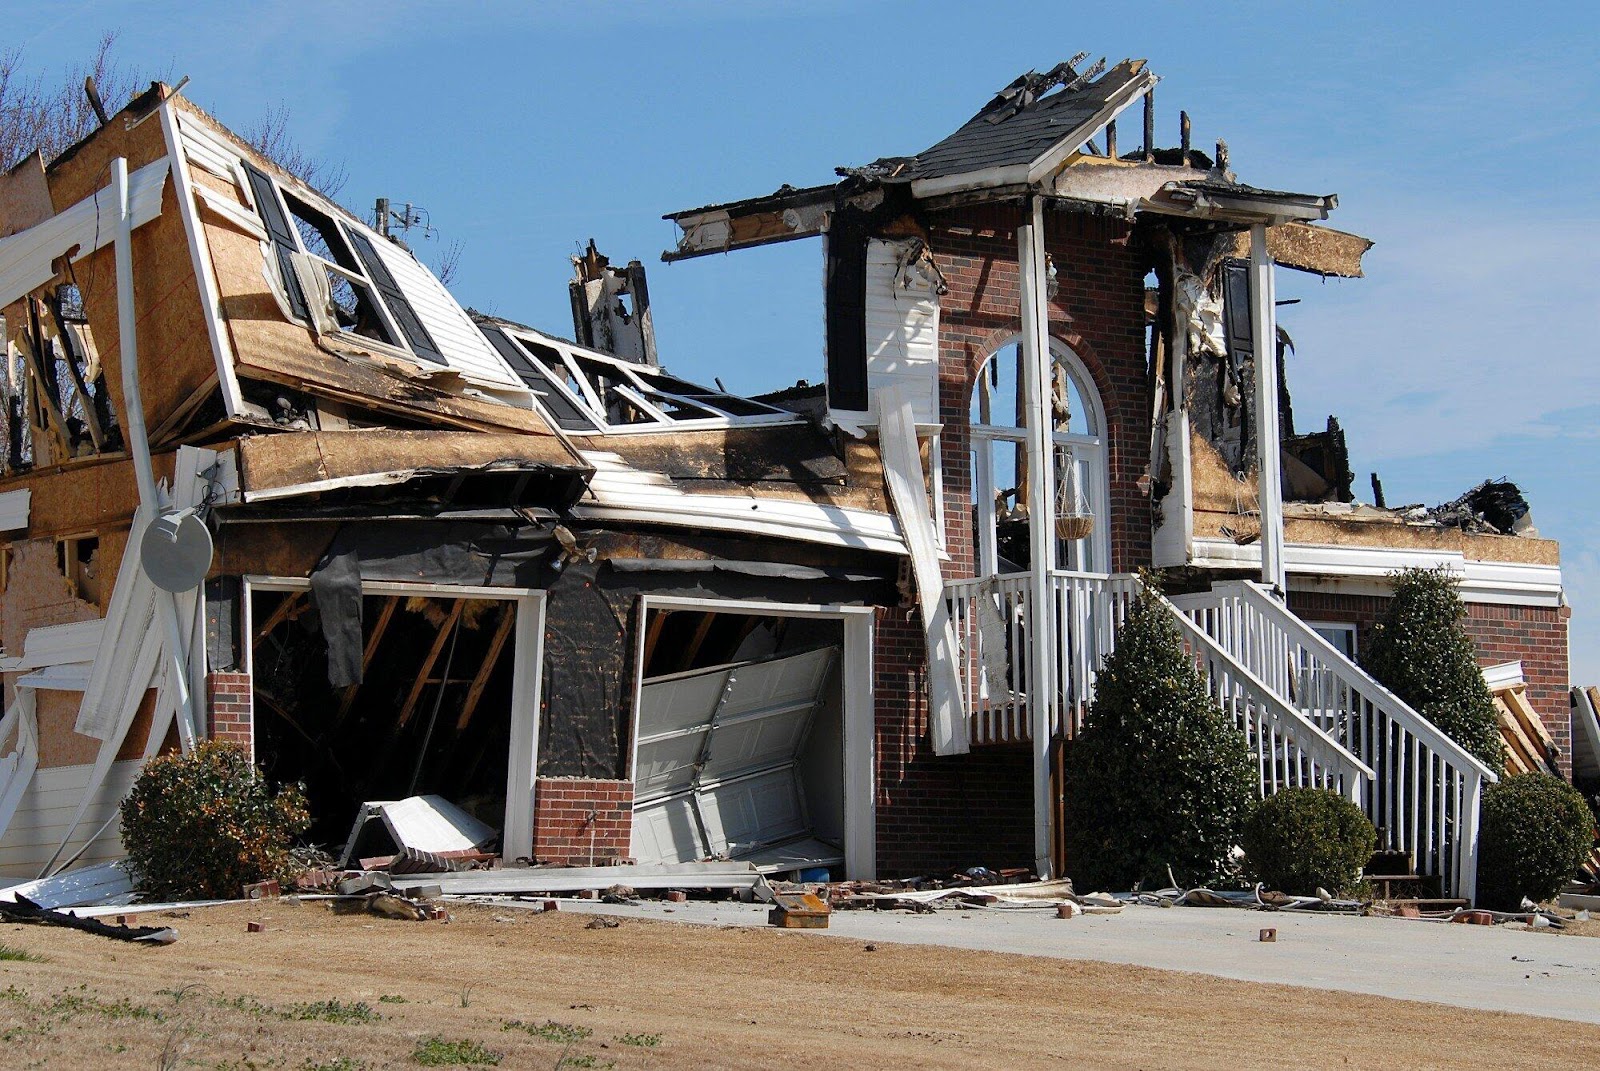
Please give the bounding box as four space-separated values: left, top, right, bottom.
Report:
0 894 176 944
585 915 620 930
769 889 830 929
1259 928 1276 942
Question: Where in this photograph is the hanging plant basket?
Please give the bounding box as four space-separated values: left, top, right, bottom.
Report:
1056 514 1095 541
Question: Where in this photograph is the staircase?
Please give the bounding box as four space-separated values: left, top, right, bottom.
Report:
1171 581 1497 902
945 572 1495 901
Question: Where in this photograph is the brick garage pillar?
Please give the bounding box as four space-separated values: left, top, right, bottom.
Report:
205 671 253 753
532 777 634 865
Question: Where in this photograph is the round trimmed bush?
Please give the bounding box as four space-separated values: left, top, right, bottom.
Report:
1476 772 1594 910
120 740 310 900
1062 583 1256 891
1241 787 1376 896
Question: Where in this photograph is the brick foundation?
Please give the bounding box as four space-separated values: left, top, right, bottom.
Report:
532 777 634 865
1287 590 1571 776
205 671 253 755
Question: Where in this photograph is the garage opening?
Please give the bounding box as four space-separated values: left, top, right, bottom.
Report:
249 588 524 856
631 607 851 879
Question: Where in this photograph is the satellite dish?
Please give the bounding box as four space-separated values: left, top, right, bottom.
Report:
140 509 213 593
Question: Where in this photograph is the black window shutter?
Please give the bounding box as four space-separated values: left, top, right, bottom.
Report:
480 326 598 431
243 163 309 321
824 206 870 412
1222 258 1254 373
346 230 447 365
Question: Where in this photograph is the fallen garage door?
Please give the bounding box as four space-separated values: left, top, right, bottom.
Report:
631 645 839 867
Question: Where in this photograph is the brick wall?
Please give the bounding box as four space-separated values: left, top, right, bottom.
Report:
1287 589 1571 775
869 205 1154 875
531 777 633 866
932 204 1152 579
206 671 253 755
872 605 1034 876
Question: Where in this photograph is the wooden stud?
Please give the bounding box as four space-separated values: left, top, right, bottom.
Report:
455 604 515 733
251 591 307 649
395 600 464 730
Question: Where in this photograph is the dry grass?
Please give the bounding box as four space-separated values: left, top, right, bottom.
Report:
0 900 1593 1069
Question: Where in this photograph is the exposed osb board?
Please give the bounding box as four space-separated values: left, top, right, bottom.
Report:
1282 516 1560 565
0 451 171 539
1190 428 1258 538
1224 222 1372 278
0 538 101 712
197 187 554 435
236 429 585 497
33 687 154 768
210 520 337 579
574 427 890 513
0 151 52 238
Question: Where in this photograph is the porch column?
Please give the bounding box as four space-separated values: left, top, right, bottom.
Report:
1248 223 1286 596
1019 196 1057 877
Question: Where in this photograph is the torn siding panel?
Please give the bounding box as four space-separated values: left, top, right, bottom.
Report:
861 238 942 427
0 759 141 877
235 430 589 501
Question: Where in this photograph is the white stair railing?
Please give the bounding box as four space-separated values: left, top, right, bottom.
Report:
1171 580 1498 901
945 573 1372 811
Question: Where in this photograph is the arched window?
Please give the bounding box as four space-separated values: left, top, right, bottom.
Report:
969 339 1109 575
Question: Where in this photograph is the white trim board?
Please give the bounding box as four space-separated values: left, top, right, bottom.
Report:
1191 537 1564 607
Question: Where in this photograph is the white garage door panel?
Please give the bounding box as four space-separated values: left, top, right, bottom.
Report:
631 793 703 866
633 731 709 802
697 707 813 784
699 769 807 857
631 645 839 867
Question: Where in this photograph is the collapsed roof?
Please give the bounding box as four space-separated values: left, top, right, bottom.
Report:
662 54 1369 278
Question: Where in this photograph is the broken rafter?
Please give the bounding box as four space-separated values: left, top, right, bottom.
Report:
395 600 465 731
454 603 514 734
252 591 308 649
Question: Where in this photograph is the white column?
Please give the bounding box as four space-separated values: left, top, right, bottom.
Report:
1249 223 1286 597
1019 197 1057 877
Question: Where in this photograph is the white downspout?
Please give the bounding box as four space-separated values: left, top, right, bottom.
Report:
1248 223 1286 597
112 157 197 748
1019 196 1057 877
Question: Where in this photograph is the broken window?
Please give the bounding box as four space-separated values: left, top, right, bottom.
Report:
55 533 99 604
244 163 445 365
0 286 121 473
478 321 797 434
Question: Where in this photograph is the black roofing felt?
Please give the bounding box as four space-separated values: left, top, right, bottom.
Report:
857 59 1149 183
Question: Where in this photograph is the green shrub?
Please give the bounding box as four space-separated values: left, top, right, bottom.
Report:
1241 787 1376 896
1062 583 1256 891
1476 772 1594 910
1360 566 1503 769
119 740 310 900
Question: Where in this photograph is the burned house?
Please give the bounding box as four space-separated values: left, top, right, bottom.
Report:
0 59 1571 903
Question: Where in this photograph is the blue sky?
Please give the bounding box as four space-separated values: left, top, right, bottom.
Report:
9 0 1597 682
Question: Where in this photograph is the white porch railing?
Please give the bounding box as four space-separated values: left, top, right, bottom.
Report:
944 571 1372 808
1171 581 1498 901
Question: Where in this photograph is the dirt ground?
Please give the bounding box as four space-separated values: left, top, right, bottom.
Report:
0 900 1596 1070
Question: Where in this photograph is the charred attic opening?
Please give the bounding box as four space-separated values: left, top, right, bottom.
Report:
250 589 520 856
632 608 848 878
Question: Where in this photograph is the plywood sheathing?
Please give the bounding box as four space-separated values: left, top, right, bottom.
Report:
42 90 217 442
0 538 101 731
0 451 171 540
1282 511 1560 565
210 520 338 580
1224 222 1373 279
574 427 890 514
236 429 588 497
34 687 155 768
1190 428 1259 539
0 151 53 239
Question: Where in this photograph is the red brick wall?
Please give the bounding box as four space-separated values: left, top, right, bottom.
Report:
932 204 1152 580
873 606 1034 876
531 777 633 866
1287 589 1571 775
206 671 253 755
